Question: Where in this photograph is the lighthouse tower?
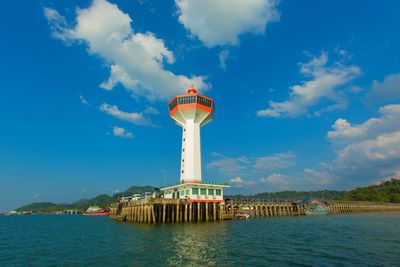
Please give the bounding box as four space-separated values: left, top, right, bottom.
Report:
168 87 214 184
161 87 228 201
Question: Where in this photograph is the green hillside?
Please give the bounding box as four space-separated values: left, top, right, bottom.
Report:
15 202 68 213
16 185 157 212
338 178 400 203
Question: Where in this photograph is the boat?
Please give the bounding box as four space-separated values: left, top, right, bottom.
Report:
234 211 250 219
83 206 110 216
4 211 18 216
305 203 330 215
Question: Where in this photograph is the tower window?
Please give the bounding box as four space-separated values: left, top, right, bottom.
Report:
168 99 178 110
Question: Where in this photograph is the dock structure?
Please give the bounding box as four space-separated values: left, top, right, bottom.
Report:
224 198 400 218
225 198 307 217
110 198 225 223
327 200 400 214
110 198 400 223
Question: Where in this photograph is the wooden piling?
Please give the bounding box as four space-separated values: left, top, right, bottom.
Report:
205 203 209 222
213 202 216 221
197 202 201 222
151 205 156 223
162 204 166 223
189 203 192 222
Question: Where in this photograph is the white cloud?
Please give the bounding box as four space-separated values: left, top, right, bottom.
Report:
229 168 338 193
302 168 338 186
113 126 133 138
327 104 400 182
365 73 400 105
175 0 279 47
328 104 400 143
80 188 87 193
44 0 208 100
218 49 229 70
230 176 243 184
207 155 249 175
259 177 267 183
43 7 70 43
257 52 361 118
229 176 256 188
254 152 295 171
207 152 295 176
79 94 91 106
33 193 40 199
99 64 137 91
335 132 400 178
246 104 400 190
264 173 290 187
100 103 156 126
142 106 160 115
260 170 335 190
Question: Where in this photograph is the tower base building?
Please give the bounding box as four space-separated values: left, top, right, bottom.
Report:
162 182 229 202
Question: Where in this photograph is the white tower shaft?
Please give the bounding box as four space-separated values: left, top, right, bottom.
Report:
181 119 202 183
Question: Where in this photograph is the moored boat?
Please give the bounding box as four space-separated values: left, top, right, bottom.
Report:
234 211 250 219
83 206 110 216
305 202 330 215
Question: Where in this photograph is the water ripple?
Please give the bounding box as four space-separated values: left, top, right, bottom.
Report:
1 213 400 266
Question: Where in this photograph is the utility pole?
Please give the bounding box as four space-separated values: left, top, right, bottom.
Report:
161 169 167 187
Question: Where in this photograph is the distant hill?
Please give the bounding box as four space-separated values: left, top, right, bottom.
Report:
16 202 68 213
338 178 400 203
16 179 400 212
16 185 157 213
252 179 400 203
253 190 344 200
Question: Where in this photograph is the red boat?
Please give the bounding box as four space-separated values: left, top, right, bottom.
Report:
83 211 110 216
83 206 110 216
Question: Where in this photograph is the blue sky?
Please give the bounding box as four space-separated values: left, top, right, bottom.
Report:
1 0 400 211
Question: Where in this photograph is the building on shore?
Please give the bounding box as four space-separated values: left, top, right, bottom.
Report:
161 87 229 201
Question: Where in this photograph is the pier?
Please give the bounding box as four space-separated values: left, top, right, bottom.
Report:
225 198 400 217
110 198 225 223
327 200 400 214
225 198 306 217
110 198 400 223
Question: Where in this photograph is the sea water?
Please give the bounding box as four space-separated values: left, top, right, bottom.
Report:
1 213 400 266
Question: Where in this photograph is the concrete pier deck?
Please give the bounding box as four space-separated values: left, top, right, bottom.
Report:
110 198 400 223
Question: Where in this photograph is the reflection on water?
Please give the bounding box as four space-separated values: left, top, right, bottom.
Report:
168 222 229 266
1 213 400 266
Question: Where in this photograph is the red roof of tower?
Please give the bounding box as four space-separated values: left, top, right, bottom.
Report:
188 87 197 94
